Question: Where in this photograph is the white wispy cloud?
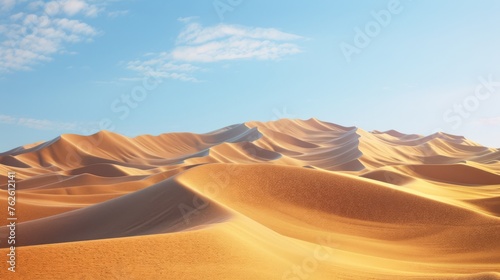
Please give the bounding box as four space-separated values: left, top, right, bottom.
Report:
125 18 303 82
0 115 16 123
0 0 107 73
126 52 202 82
0 114 98 132
171 38 301 63
0 0 16 13
177 22 302 46
107 9 128 18
43 0 103 17
175 21 302 62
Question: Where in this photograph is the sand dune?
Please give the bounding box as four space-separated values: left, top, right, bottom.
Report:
401 164 500 185
0 177 231 247
1 118 499 279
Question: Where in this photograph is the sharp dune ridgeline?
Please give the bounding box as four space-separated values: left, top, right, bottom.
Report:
1 118 500 279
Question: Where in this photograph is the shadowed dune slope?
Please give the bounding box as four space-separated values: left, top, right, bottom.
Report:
0 177 231 247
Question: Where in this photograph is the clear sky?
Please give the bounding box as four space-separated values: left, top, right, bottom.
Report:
1 0 500 152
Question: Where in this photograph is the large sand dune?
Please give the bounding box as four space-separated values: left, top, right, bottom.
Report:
1 118 499 279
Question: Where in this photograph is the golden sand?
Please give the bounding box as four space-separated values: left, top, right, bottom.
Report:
1 119 499 279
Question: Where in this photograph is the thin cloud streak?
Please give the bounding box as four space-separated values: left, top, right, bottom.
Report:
0 114 98 132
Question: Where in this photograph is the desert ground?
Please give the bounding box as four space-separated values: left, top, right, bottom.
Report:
1 118 499 279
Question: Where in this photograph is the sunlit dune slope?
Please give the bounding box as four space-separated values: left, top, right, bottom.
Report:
1 118 499 279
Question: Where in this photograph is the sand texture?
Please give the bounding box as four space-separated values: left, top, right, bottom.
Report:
1 119 499 279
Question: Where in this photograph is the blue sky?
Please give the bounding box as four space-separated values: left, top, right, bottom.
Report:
1 0 500 152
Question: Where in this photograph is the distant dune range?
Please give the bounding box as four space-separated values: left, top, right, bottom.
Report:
1 118 499 279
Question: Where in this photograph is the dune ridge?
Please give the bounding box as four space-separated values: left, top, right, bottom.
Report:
1 118 499 279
